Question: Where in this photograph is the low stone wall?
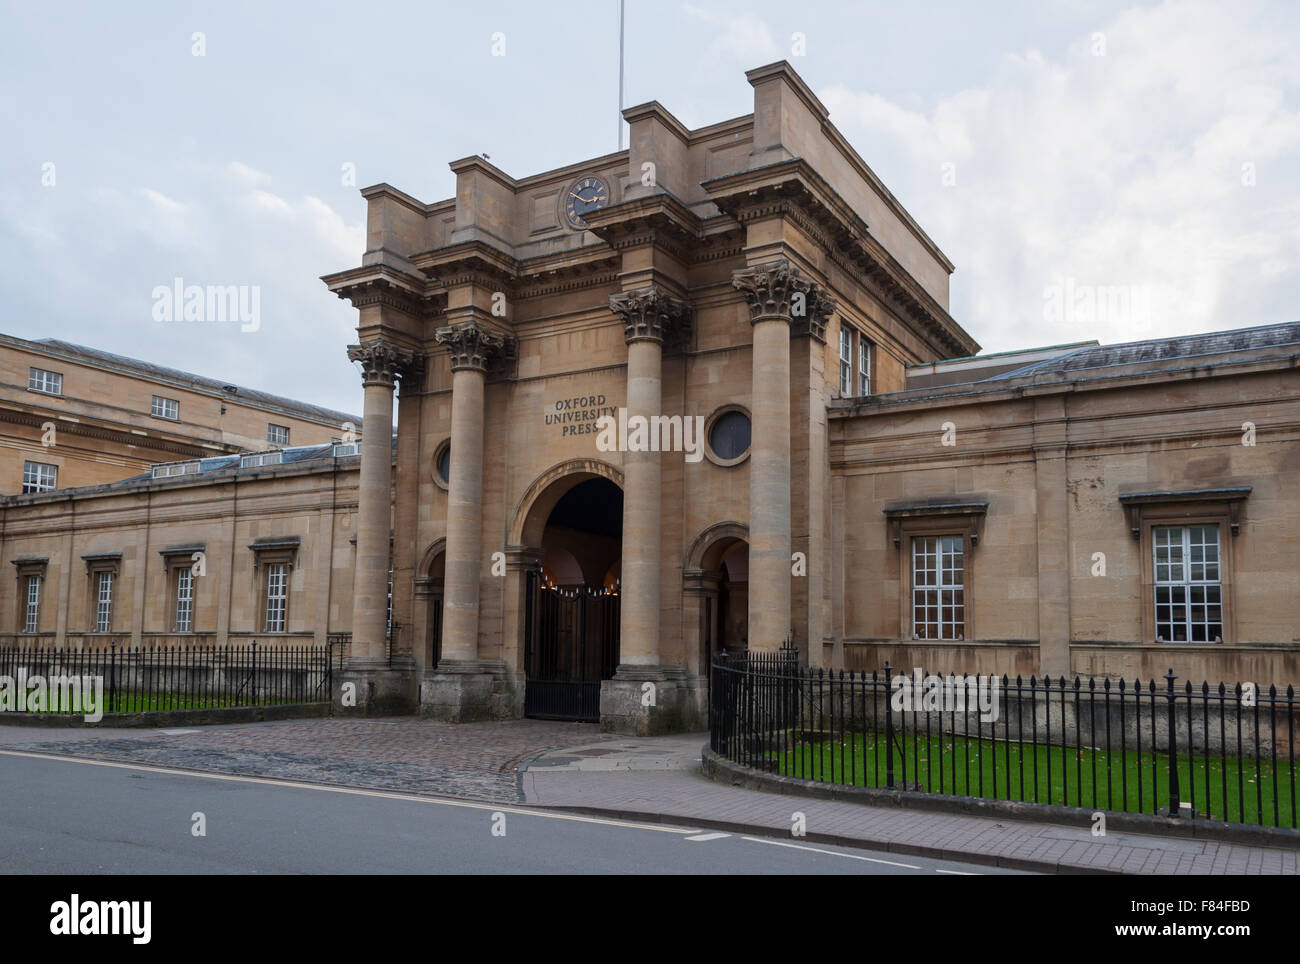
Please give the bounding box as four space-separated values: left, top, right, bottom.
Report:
1071 643 1300 689
841 640 1039 678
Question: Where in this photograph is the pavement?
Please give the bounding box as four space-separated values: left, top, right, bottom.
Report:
1 718 1296 874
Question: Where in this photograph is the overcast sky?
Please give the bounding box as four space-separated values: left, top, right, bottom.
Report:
3 0 1297 414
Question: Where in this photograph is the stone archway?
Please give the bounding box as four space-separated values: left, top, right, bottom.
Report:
504 460 624 721
684 521 750 676
509 458 625 546
415 538 446 673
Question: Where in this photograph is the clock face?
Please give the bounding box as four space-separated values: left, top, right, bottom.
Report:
564 175 610 229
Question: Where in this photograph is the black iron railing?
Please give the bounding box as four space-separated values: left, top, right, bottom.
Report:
0 641 337 715
709 653 1298 829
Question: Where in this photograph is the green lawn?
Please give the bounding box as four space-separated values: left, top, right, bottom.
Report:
777 732 1298 828
17 692 313 714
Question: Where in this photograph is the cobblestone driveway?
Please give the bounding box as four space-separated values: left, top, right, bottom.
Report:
0 717 613 803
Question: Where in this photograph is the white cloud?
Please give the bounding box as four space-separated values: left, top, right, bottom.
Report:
1 163 365 412
819 0 1300 352
682 3 782 66
227 160 272 187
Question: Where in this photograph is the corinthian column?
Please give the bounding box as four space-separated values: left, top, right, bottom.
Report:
433 320 507 666
732 259 832 652
347 340 420 663
608 287 691 669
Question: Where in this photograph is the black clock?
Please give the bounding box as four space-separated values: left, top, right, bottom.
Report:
564 175 610 229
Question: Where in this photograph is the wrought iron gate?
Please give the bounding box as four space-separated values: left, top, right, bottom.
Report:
523 569 619 722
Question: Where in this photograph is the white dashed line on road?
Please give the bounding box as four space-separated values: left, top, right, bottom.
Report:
685 832 731 842
741 836 922 869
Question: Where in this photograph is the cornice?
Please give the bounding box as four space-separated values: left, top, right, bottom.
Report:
829 351 1300 420
583 191 703 241
324 265 445 319
703 158 978 358
0 409 232 459
409 240 520 287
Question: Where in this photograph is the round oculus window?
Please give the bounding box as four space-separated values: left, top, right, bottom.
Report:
434 442 451 486
708 410 751 462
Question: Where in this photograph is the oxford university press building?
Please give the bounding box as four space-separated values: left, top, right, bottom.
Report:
3 62 1298 733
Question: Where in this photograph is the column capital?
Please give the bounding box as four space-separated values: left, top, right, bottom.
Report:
731 257 836 335
608 285 693 346
347 340 423 388
434 320 512 373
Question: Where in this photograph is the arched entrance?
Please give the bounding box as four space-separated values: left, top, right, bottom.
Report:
416 540 445 672
514 469 623 721
685 522 750 677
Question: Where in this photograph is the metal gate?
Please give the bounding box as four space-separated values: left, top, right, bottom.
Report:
523 569 619 722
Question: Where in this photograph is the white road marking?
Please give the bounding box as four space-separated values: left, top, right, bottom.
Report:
741 835 922 869
935 869 979 875
685 832 731 842
0 749 696 835
160 729 199 735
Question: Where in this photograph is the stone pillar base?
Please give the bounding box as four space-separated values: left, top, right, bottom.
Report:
599 665 704 735
334 657 418 716
420 659 520 722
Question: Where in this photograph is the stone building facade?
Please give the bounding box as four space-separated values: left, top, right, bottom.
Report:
1 62 1296 733
1 333 361 495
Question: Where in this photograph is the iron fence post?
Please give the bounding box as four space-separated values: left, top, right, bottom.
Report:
884 661 895 790
251 639 258 707
1165 668 1180 816
108 639 117 712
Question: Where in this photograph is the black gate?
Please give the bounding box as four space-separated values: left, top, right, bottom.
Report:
523 569 619 722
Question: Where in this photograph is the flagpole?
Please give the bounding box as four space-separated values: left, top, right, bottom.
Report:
617 0 625 151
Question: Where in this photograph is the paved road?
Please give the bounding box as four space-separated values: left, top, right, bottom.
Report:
0 750 1018 875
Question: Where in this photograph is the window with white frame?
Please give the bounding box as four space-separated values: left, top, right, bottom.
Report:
151 395 179 420
174 567 194 632
152 461 200 479
912 535 965 640
267 424 290 447
22 461 57 493
264 562 288 632
94 571 114 632
859 337 872 396
28 368 62 395
1153 525 1223 643
241 451 282 468
23 575 41 633
839 327 853 396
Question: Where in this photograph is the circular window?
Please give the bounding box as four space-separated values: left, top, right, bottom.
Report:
433 439 451 489
706 407 752 466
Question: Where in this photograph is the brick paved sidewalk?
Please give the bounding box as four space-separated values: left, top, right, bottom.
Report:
0 718 613 803
520 735 1299 875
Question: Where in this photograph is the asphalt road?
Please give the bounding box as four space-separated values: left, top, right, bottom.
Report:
0 750 1023 875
